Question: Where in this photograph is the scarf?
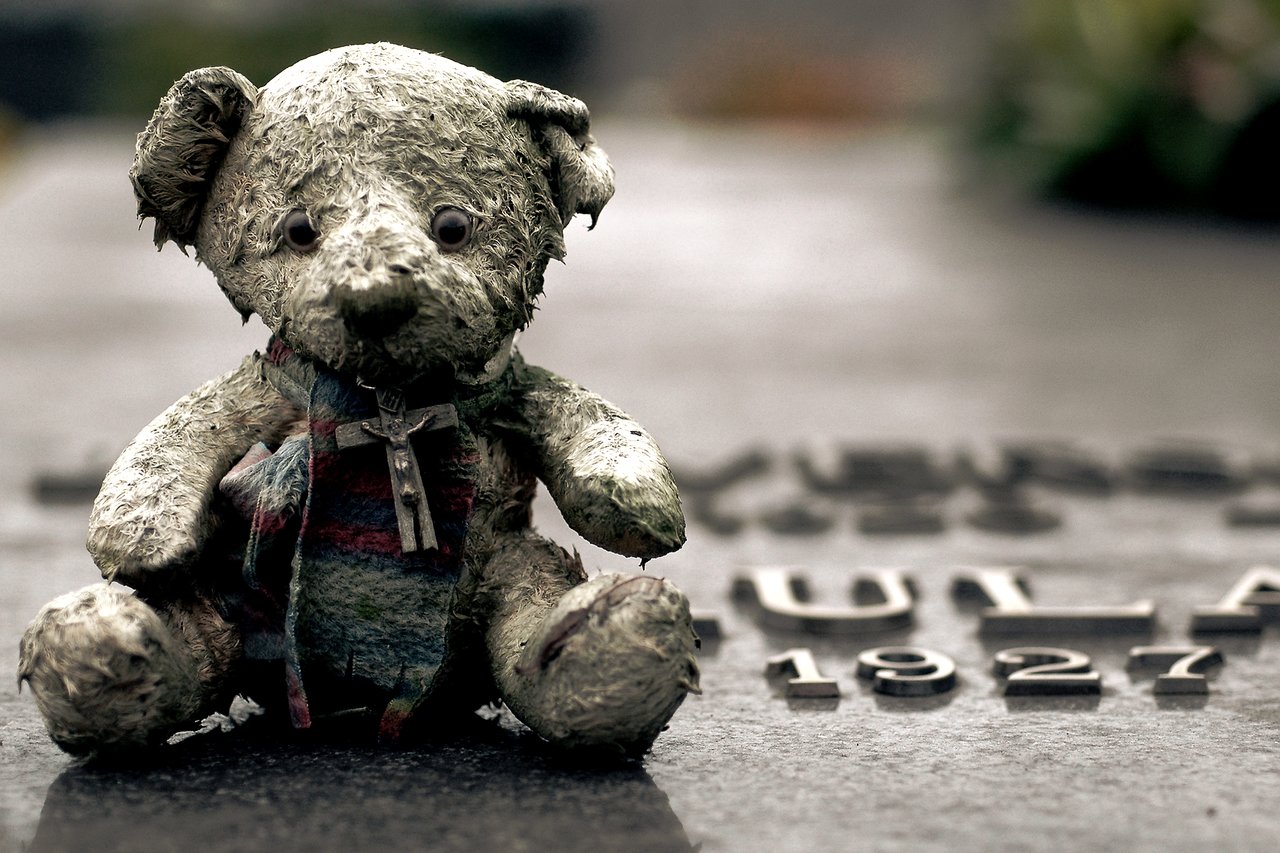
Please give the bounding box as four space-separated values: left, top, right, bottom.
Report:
219 339 502 741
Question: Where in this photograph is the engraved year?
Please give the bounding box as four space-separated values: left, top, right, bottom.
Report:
764 645 1222 700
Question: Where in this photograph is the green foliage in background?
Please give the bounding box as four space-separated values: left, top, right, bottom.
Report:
972 0 1280 219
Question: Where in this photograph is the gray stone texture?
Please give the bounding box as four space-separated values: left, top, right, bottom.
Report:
3 121 1279 851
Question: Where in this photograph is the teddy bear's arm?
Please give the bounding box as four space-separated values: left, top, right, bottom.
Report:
87 354 302 585
507 361 686 560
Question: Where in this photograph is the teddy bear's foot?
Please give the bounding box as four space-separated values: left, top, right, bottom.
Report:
18 583 207 756
497 572 700 757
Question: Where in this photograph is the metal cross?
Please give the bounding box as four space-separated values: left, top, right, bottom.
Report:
335 387 458 553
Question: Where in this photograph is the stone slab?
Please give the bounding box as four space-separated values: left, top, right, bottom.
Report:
2 123 1279 852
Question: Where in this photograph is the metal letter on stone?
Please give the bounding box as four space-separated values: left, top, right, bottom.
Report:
855 646 957 697
733 567 915 634
993 647 1101 695
952 567 1155 635
765 648 840 698
1190 566 1280 632
335 387 459 553
1127 645 1223 695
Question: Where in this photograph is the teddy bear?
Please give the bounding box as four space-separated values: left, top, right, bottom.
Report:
18 43 699 758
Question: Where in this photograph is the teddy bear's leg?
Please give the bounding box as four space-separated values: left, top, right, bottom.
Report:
18 583 239 756
478 533 700 756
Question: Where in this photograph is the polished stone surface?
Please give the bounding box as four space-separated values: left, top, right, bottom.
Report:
2 122 1279 852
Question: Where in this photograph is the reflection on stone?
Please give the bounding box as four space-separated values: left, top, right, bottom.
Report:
1003 694 1103 713
868 691 956 713
29 734 695 853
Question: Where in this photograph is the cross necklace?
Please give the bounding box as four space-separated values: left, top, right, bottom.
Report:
334 386 458 553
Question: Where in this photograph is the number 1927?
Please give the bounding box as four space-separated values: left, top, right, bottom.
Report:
765 644 1224 700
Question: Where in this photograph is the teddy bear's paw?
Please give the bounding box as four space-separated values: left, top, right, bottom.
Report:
18 583 204 756
88 481 205 582
507 572 700 757
550 419 687 560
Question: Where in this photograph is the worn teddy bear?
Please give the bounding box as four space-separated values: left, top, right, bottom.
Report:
19 43 698 757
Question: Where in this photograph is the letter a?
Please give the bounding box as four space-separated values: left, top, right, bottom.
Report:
1191 566 1280 632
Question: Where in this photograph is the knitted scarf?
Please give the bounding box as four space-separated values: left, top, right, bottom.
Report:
219 339 497 741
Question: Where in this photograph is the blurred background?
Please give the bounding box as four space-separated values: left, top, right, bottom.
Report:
3 0 1280 218
3 0 1277 494
3 3 1280 851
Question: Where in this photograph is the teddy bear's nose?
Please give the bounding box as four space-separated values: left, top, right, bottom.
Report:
335 273 419 334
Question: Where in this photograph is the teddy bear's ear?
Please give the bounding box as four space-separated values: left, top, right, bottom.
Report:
130 67 257 250
505 80 615 229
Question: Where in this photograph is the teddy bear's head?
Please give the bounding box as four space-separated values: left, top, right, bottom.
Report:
130 43 614 384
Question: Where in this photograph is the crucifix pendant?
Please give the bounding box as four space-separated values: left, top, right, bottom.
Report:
334 387 459 553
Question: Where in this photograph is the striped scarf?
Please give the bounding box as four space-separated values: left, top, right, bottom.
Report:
219 339 487 741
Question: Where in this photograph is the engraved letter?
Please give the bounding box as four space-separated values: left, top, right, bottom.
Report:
994 647 1101 695
765 648 840 698
855 646 957 697
1127 645 1223 695
733 567 915 634
952 567 1155 635
1190 566 1280 632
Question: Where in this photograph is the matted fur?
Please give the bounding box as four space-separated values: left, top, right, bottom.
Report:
131 67 257 249
21 44 696 758
18 584 202 754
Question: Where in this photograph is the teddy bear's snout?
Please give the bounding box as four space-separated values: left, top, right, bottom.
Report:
319 212 439 336
334 269 420 334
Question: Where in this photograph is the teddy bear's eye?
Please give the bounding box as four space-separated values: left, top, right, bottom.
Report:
281 209 320 252
430 207 473 252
